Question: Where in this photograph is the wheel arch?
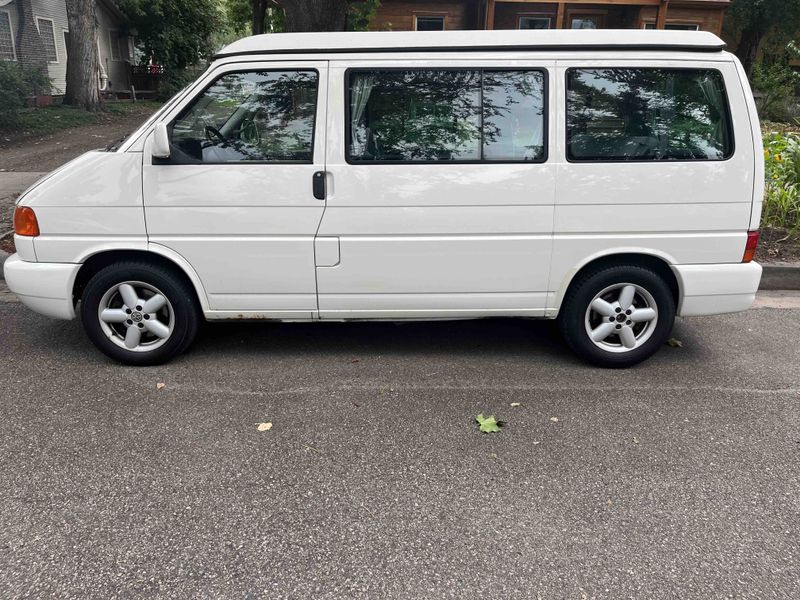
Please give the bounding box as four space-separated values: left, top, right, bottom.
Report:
552 252 681 318
71 247 210 312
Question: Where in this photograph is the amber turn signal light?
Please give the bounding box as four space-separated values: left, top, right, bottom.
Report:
13 206 40 237
742 230 759 263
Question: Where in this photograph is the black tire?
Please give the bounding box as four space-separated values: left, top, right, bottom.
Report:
81 261 200 366
558 264 675 368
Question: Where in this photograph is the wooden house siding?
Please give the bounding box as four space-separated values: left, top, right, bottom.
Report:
372 0 728 35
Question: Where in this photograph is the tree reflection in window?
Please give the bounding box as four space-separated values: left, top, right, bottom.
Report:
567 68 732 162
171 70 317 163
348 69 546 163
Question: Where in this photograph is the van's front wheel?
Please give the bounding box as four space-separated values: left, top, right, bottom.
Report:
559 265 675 368
81 262 199 365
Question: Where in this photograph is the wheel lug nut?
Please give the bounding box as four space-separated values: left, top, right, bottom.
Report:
609 317 615 322
615 324 621 329
615 307 622 313
626 310 632 315
626 320 631 325
135 305 142 311
126 319 132 325
125 308 131 314
144 314 150 320
137 323 144 328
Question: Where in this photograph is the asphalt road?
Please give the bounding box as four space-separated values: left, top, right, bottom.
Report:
0 291 798 599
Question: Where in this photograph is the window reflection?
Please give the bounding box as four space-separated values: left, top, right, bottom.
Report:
567 68 732 161
348 69 546 163
171 70 317 163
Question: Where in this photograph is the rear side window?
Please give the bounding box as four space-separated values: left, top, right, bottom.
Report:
347 69 546 163
566 68 733 162
170 70 318 163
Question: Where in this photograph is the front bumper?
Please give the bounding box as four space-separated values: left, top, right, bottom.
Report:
673 262 763 317
2 254 80 320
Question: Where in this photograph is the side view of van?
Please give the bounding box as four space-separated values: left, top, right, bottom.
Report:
4 30 763 367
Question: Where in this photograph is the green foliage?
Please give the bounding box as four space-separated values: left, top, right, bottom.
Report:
728 0 800 37
0 101 161 135
752 61 800 121
475 414 502 434
763 132 800 232
0 62 52 129
223 0 284 35
347 0 380 31
118 0 221 72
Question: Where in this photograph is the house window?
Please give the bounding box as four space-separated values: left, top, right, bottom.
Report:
644 23 701 31
347 69 547 163
0 11 15 60
36 17 58 63
571 15 603 29
518 16 551 30
109 29 123 61
415 15 445 31
566 68 733 162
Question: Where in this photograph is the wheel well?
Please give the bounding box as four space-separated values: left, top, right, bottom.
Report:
564 253 680 309
72 250 201 309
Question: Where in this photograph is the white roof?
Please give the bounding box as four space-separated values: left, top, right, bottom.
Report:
216 29 726 58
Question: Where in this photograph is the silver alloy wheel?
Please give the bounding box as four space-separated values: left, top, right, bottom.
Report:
97 281 175 352
584 283 659 353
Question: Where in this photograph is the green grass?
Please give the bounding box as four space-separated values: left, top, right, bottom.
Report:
4 101 162 136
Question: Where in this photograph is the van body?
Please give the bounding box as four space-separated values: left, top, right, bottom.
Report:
4 30 764 367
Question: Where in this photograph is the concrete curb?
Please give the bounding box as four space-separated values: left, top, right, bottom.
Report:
0 250 7 280
760 262 800 291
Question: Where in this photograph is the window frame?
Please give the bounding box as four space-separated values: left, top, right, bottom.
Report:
35 16 58 63
161 67 321 166
344 66 550 166
517 15 552 30
643 23 701 31
414 14 446 31
564 66 736 164
0 10 16 61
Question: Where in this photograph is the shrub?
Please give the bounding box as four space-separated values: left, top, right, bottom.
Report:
763 131 800 232
752 62 800 122
0 62 52 129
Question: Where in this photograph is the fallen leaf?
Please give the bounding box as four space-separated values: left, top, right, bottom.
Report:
549 416 559 423
510 402 521 407
156 382 166 390
351 359 361 363
667 338 684 348
257 422 273 431
532 441 541 445
475 413 502 433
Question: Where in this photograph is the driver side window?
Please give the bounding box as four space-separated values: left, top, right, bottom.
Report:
170 69 318 163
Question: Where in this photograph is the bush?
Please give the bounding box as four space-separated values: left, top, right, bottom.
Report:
763 131 800 232
752 62 800 122
156 69 197 102
0 62 52 129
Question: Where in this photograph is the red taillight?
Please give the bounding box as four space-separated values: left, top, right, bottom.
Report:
13 206 39 237
742 230 759 263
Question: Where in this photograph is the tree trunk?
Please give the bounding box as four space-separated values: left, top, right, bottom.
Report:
281 0 349 32
252 0 268 35
736 27 764 79
15 0 49 93
64 0 102 110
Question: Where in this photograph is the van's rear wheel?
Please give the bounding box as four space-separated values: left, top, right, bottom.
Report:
559 265 675 368
81 262 199 365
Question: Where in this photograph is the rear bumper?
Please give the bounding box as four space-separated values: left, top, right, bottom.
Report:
673 262 762 317
2 254 80 320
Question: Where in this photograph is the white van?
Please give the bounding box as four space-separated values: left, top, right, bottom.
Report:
4 30 763 367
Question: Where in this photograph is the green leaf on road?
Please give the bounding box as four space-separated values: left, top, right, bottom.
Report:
667 337 684 348
475 413 502 433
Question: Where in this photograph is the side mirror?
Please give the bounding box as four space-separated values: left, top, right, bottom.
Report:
152 122 171 159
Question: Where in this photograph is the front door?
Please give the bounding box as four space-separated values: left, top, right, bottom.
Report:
316 61 555 319
143 61 328 318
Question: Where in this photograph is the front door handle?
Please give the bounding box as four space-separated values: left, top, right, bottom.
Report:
313 171 326 200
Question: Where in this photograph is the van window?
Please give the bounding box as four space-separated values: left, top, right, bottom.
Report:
566 68 732 162
347 69 546 163
170 70 318 163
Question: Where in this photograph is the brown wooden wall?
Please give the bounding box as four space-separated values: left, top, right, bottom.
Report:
370 0 480 31
371 1 728 35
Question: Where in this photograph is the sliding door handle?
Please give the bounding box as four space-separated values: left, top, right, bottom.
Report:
313 171 326 200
